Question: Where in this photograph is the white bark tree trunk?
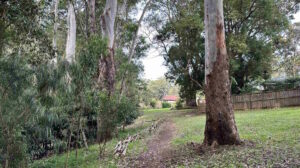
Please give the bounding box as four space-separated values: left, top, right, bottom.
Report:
98 0 118 95
65 1 76 63
88 0 96 34
203 0 241 146
53 0 59 58
101 0 117 49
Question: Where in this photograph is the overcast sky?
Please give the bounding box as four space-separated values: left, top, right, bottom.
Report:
140 10 300 80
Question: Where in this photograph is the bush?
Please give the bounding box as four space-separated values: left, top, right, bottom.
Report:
150 99 157 108
117 96 140 129
263 77 300 91
162 102 171 108
175 99 184 109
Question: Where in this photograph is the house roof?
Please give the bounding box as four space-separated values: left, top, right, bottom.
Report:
162 95 178 101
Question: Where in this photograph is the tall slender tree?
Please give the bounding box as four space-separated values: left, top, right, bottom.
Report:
203 0 241 146
53 0 60 59
119 0 152 96
65 1 76 63
88 0 96 35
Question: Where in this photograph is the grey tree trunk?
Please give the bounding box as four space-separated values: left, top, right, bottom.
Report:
53 0 59 59
65 1 76 63
88 0 96 34
203 0 241 146
98 0 117 95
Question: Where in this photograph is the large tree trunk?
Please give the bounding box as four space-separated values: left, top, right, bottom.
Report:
98 0 117 95
88 0 96 34
203 0 241 146
53 0 59 59
97 0 117 144
65 1 76 63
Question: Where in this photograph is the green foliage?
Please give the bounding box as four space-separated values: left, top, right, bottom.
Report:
150 100 157 108
162 102 171 108
0 0 54 64
0 55 37 167
156 1 204 101
175 99 184 110
263 77 300 91
117 96 140 126
152 0 292 95
147 78 172 100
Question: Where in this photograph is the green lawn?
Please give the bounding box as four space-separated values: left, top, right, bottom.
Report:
31 107 300 167
173 107 300 146
172 107 300 167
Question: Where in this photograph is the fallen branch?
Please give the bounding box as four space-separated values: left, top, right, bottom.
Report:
114 119 164 157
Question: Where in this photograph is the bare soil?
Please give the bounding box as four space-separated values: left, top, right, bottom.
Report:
125 120 177 168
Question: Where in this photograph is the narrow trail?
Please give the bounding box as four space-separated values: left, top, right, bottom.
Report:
127 119 177 168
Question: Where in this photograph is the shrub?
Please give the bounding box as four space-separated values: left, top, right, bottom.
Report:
263 77 300 91
162 102 171 108
150 99 157 108
175 99 184 109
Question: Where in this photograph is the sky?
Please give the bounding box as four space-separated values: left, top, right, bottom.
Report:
140 9 300 80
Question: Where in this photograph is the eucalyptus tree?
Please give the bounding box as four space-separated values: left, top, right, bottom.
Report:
98 0 118 95
204 0 241 146
66 0 77 63
53 0 60 58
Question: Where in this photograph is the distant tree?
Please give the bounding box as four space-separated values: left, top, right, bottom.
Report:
153 0 204 106
204 0 241 146
147 78 171 100
275 22 300 77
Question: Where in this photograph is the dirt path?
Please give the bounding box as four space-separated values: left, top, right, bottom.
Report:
127 120 177 168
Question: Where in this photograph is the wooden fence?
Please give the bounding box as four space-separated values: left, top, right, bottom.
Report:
198 89 300 112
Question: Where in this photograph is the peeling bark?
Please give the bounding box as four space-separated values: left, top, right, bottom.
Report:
65 1 76 64
204 0 241 146
98 0 117 95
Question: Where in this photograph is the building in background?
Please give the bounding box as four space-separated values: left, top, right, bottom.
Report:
162 95 178 104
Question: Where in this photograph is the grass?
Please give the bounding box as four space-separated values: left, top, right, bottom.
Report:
172 107 300 167
173 107 300 146
30 121 150 168
31 107 300 167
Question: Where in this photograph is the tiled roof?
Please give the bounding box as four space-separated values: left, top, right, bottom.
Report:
162 95 178 101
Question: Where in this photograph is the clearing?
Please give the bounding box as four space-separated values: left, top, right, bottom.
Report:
31 107 300 167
